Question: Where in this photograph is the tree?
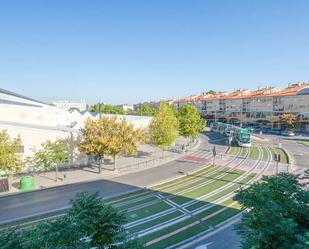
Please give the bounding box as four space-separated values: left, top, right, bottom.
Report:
137 103 157 116
149 102 179 150
205 90 216 95
0 130 22 175
280 113 298 128
34 139 71 171
80 117 145 171
0 192 142 249
89 103 125 115
234 173 309 249
170 104 179 118
179 104 206 140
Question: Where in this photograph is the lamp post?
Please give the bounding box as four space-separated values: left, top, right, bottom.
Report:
240 98 243 127
212 146 217 165
98 102 102 174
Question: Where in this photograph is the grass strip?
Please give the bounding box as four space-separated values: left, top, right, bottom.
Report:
229 145 239 156
152 165 217 191
269 145 288 164
126 201 172 222
164 167 233 195
249 144 259 160
117 195 158 211
128 210 183 234
185 173 254 212
170 169 244 204
241 147 248 158
261 146 268 161
300 141 309 147
140 217 201 245
145 222 206 249
203 202 241 227
106 189 149 205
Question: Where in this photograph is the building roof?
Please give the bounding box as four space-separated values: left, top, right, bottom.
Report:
0 88 49 107
174 83 309 103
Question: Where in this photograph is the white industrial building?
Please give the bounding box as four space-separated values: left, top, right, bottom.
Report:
0 89 152 164
52 99 87 111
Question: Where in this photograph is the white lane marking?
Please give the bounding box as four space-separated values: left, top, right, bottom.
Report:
195 242 213 249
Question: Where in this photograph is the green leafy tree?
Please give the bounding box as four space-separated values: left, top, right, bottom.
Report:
89 103 103 113
90 103 125 115
234 173 309 249
179 104 205 140
149 102 179 150
206 90 216 95
34 139 70 171
0 130 22 175
137 103 157 116
170 104 179 118
80 117 145 171
0 192 141 249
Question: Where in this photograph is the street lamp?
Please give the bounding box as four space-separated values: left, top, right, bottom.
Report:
98 102 103 174
240 98 243 127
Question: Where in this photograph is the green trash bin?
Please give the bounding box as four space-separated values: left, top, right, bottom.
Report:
20 176 36 191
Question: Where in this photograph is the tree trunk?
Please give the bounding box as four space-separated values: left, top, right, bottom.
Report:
113 155 116 171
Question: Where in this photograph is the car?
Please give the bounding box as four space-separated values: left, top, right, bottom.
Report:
270 128 282 135
281 129 295 136
261 126 271 133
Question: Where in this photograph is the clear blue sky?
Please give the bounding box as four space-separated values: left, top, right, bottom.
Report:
0 0 309 104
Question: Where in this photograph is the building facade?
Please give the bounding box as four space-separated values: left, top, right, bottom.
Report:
52 100 87 111
174 83 309 131
0 89 152 167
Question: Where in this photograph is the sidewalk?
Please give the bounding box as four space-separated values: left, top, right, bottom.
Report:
7 136 200 194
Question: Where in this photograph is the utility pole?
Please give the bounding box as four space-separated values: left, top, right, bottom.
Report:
98 102 102 174
240 99 243 127
212 146 217 165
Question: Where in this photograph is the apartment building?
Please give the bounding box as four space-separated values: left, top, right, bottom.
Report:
174 83 309 131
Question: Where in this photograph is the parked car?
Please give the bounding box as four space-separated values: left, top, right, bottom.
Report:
261 126 271 133
281 129 295 136
270 128 282 135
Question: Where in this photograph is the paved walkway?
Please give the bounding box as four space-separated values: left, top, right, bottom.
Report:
7 136 199 194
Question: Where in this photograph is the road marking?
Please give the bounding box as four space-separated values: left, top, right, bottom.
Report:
195 242 213 249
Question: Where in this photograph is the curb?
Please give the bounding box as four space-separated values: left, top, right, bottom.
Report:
280 147 294 173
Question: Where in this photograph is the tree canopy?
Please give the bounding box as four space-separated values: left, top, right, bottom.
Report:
80 117 145 170
149 102 179 149
33 139 71 171
280 113 298 128
234 173 309 249
137 103 157 116
90 103 125 115
0 192 141 249
0 130 22 175
179 104 205 139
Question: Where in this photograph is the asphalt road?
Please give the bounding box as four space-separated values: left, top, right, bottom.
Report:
0 131 228 225
260 134 309 174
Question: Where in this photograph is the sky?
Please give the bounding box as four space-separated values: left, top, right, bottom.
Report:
0 0 309 104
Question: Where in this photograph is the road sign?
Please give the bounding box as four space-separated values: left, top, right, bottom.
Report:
274 153 281 162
